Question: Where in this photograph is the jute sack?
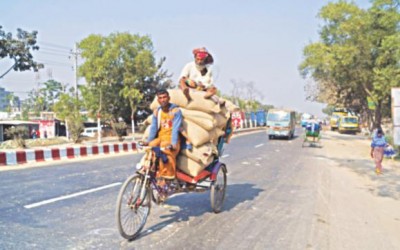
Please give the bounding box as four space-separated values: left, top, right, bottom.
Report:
225 99 239 113
177 154 208 177
182 119 211 146
150 89 188 110
211 127 225 139
214 113 228 129
142 125 151 141
181 108 216 131
144 115 153 125
186 90 220 114
180 142 216 166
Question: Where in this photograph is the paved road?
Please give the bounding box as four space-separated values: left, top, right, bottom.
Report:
0 128 381 249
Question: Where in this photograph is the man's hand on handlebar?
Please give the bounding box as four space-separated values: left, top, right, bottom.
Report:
138 141 148 147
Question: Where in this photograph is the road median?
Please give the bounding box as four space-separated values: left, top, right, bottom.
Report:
0 127 266 166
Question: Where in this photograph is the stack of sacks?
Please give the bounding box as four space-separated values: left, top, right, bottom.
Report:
142 89 238 177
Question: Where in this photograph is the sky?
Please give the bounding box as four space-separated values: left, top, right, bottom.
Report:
1 0 372 117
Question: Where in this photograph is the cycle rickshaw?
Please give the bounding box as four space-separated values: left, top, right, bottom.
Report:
302 122 322 148
116 118 232 240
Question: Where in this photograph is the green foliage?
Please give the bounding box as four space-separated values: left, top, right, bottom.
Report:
0 26 43 78
78 32 172 124
322 105 335 115
299 0 400 129
22 79 64 116
67 114 84 143
4 126 28 148
54 91 84 143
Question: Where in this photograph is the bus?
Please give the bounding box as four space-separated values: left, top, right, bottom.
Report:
266 109 296 139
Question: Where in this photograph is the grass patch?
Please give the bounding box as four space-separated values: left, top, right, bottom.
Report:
0 137 70 149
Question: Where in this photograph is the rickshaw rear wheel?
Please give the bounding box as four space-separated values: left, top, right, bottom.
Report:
210 164 227 213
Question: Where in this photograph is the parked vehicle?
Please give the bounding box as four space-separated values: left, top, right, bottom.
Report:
330 108 348 131
266 109 296 139
81 127 99 137
338 116 360 134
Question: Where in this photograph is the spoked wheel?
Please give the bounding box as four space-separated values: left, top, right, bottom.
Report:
210 164 227 213
116 175 151 240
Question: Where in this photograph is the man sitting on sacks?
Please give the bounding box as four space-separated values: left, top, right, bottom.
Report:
140 89 182 189
179 47 223 105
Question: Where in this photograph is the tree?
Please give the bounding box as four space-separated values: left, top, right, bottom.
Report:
78 32 172 140
42 79 63 109
299 0 400 130
53 89 84 143
0 26 43 79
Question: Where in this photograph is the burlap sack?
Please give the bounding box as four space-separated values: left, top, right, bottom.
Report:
144 115 153 125
212 127 225 139
225 99 239 112
181 108 216 131
142 125 151 141
214 113 228 129
180 142 216 166
182 119 211 146
150 89 189 110
177 154 208 177
186 90 220 113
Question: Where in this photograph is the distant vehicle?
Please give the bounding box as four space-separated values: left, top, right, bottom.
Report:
255 110 266 126
266 109 296 139
81 127 99 137
301 113 312 127
338 116 360 134
330 108 348 131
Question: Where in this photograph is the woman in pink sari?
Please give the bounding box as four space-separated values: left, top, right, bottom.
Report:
370 128 387 175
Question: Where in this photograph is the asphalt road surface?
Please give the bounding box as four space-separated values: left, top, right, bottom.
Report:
1 128 398 249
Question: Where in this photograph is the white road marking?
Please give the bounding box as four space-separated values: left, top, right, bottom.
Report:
242 162 250 165
254 144 264 148
24 182 122 209
221 154 230 158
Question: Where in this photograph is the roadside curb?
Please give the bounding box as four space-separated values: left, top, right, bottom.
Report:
0 142 137 166
0 127 265 167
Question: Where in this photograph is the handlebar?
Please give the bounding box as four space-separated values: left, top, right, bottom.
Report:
137 142 171 152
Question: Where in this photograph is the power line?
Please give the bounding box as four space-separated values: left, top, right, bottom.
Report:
37 50 71 57
38 41 71 51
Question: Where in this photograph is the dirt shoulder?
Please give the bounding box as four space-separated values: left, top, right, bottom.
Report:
310 130 400 249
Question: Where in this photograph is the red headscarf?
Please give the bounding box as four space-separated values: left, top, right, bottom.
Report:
193 47 214 64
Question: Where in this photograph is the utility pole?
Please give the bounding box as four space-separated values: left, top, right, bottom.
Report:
70 43 80 98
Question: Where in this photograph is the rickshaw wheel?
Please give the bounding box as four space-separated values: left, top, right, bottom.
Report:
116 175 151 240
210 164 227 213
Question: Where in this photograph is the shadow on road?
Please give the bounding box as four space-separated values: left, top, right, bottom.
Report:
134 183 263 240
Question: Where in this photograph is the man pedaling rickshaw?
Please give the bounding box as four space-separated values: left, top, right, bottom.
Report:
140 89 182 190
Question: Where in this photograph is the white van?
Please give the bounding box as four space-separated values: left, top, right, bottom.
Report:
267 109 296 139
81 127 99 137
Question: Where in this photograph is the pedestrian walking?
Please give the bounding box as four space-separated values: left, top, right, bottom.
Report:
370 128 387 175
31 129 37 139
